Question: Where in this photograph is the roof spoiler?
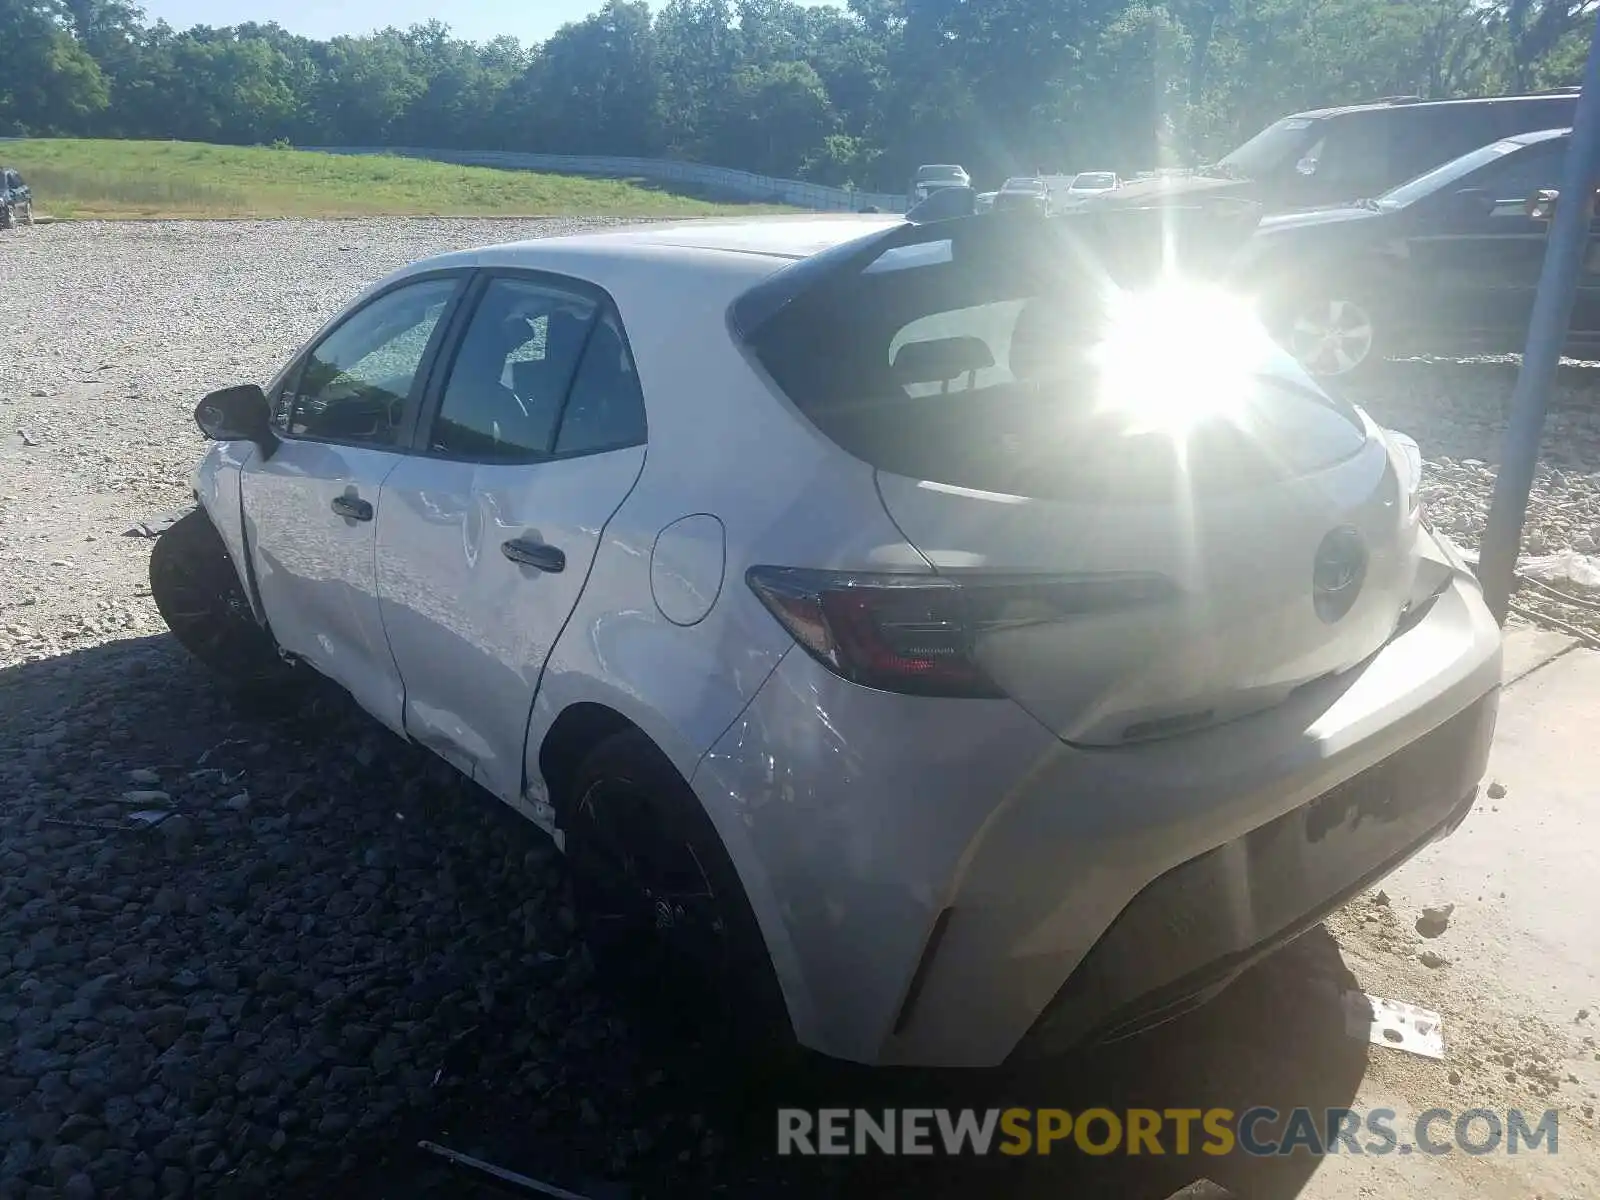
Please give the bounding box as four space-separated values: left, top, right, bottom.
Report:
732 197 1265 340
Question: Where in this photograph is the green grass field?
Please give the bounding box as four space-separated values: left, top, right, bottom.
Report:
4 139 791 220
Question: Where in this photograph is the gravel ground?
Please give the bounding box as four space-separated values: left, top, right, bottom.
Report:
1339 357 1600 641
2 219 1599 1200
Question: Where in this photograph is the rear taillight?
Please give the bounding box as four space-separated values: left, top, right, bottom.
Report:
746 567 1173 699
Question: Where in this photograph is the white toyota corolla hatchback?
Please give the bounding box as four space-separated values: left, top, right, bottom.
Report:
153 213 1501 1070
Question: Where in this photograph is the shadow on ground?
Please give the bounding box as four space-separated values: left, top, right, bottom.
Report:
0 634 1370 1200
327 930 1370 1200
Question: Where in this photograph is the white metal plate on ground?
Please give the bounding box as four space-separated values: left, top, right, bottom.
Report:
1343 991 1445 1059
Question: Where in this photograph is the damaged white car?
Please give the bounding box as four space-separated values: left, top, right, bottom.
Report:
151 213 1501 1068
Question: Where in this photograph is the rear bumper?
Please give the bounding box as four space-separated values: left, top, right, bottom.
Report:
1015 691 1493 1057
691 570 1502 1068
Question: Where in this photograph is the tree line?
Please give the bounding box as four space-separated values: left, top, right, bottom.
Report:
3 0 1597 191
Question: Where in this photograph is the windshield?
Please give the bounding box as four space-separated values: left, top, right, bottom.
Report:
1377 139 1526 209
1072 173 1116 190
917 166 965 183
1216 116 1322 179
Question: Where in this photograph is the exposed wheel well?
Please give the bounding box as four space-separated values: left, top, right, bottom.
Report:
538 703 640 818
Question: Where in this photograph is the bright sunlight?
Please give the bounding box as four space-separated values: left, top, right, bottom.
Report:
1089 280 1281 435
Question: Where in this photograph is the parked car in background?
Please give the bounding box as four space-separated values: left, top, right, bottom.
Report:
153 213 1500 1070
1063 170 1121 204
975 190 998 213
0 168 33 230
993 176 1052 215
906 184 977 223
1084 91 1578 215
909 164 971 204
1232 126 1584 378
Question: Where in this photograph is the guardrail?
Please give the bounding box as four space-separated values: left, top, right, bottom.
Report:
300 146 908 213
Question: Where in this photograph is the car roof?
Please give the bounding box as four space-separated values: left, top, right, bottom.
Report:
389 215 909 292
1285 91 1579 122
469 214 904 265
583 215 906 260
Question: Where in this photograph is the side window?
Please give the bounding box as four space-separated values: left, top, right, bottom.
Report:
1306 115 1389 194
552 307 648 456
283 278 458 446
1390 109 1478 185
1476 144 1565 201
430 278 598 462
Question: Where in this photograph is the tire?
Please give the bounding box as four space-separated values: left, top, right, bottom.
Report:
1272 290 1387 381
563 728 795 1062
0 205 12 232
149 508 303 699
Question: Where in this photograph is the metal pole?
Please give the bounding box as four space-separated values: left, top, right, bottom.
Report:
1479 16 1600 623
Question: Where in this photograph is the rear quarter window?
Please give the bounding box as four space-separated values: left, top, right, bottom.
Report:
1493 96 1577 139
1388 107 1498 182
1389 100 1575 185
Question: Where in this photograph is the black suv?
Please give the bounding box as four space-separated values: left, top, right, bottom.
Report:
1231 126 1590 377
1088 91 1579 215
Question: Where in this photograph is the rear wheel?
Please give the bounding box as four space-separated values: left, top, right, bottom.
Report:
149 508 303 699
563 728 794 1062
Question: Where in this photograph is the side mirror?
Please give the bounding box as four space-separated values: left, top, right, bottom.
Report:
1525 187 1600 222
195 384 278 459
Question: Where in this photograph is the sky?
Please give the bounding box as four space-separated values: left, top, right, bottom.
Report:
138 0 823 45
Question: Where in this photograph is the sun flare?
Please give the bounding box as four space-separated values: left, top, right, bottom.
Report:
1089 280 1277 435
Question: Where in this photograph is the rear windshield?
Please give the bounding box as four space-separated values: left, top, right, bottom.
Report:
739 220 1367 502
1073 173 1117 189
1217 116 1324 178
917 166 965 182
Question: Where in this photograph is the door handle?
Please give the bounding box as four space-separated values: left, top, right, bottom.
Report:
501 537 565 573
331 494 373 522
